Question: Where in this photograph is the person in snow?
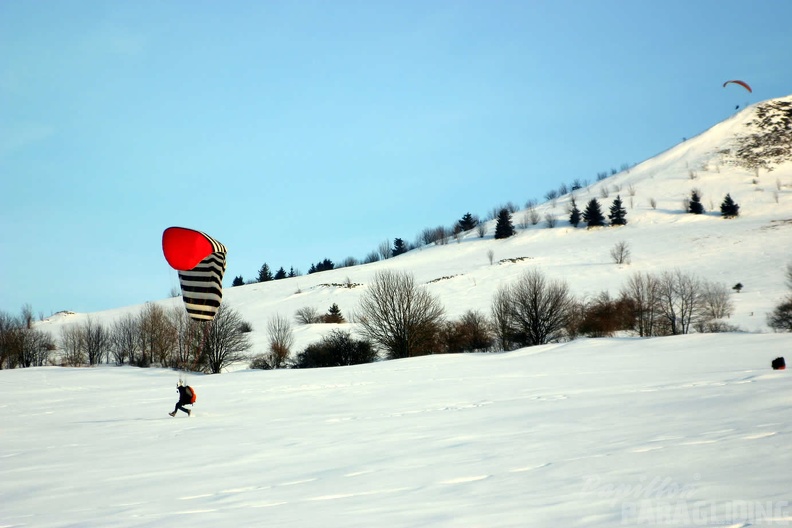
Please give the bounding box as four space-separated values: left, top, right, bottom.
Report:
169 380 192 417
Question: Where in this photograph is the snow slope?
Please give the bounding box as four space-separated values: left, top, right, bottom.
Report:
3 95 792 527
33 98 792 353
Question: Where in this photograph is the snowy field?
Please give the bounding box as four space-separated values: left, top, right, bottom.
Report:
2 333 791 527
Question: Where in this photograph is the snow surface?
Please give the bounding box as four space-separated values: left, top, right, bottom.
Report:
3 96 792 527
2 335 791 527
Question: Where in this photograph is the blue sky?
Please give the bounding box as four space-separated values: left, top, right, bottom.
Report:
2 0 791 315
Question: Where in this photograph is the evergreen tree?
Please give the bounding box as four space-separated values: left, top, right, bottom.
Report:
274 267 287 280
457 212 478 231
392 238 408 257
569 198 581 227
720 193 740 218
288 267 297 278
257 263 273 282
494 208 515 239
232 275 245 287
324 303 345 323
608 195 628 226
309 259 335 274
688 190 705 214
582 198 605 227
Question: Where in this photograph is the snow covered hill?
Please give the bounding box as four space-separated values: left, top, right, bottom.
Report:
4 95 792 527
35 95 792 351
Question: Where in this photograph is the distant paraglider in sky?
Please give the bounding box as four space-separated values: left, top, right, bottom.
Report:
162 227 227 322
723 79 752 93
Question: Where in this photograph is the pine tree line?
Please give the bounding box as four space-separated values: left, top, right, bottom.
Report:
234 186 742 285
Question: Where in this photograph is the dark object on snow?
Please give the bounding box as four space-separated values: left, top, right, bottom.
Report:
771 357 785 370
170 381 195 416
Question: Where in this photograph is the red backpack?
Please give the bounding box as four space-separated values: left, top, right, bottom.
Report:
186 386 197 404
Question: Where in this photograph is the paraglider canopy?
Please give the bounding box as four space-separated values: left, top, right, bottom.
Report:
162 227 227 322
163 227 217 271
723 80 752 93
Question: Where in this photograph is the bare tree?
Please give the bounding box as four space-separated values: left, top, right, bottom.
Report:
544 213 557 228
21 304 34 329
610 241 631 265
491 287 515 351
265 313 294 369
476 222 487 238
519 211 531 229
620 272 661 337
358 270 445 359
83 317 109 365
529 207 541 226
767 296 792 332
493 269 574 348
202 304 253 374
0 312 18 369
22 329 53 367
169 308 203 370
137 303 176 367
699 281 734 321
696 280 736 332
656 270 702 335
295 306 321 325
109 314 140 366
377 240 392 260
421 226 450 246
421 227 438 246
487 249 495 265
440 310 495 353
60 324 86 367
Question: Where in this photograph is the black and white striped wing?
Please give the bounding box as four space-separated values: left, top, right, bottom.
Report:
178 249 227 322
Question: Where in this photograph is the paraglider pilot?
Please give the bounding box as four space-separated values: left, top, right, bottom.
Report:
170 380 192 417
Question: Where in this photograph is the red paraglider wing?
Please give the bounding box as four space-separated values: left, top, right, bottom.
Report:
162 227 215 271
162 227 228 322
723 80 752 93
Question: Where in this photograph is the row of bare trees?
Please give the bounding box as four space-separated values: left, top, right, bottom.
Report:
55 303 252 373
254 268 740 368
0 305 55 369
1 266 757 372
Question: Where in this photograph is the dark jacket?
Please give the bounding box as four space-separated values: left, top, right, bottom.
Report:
177 385 192 405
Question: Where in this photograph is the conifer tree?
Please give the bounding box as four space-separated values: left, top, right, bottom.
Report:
288 267 297 278
257 263 273 282
569 198 581 227
274 267 287 280
494 208 515 239
392 238 408 257
324 303 345 323
309 259 334 274
582 198 605 227
688 190 705 214
720 193 740 218
457 212 478 231
608 195 628 226
232 275 245 287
